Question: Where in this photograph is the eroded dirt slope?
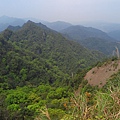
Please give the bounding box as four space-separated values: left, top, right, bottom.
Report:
84 60 120 87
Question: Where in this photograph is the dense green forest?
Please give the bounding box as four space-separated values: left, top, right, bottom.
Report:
0 21 119 120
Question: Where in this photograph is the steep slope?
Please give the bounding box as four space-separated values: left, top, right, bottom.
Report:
84 59 120 87
0 34 70 88
5 21 104 74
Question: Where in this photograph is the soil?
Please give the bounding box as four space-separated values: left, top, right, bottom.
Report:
84 60 120 87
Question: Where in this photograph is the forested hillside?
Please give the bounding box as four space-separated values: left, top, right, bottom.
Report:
1 21 119 120
0 34 71 88
60 25 120 55
80 37 120 55
6 21 104 73
60 25 113 41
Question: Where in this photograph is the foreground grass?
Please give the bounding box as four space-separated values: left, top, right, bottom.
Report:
35 84 120 120
61 81 120 120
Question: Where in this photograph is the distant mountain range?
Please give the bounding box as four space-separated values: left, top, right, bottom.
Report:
60 25 114 41
60 25 120 55
43 21 72 31
0 16 120 39
0 16 25 32
0 16 72 32
78 21 120 43
80 21 120 32
1 15 120 56
108 30 120 41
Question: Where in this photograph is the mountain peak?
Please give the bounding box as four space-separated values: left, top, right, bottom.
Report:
22 20 37 29
27 20 34 23
21 20 52 32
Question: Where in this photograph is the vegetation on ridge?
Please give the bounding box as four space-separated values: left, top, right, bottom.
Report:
60 25 120 55
0 21 119 120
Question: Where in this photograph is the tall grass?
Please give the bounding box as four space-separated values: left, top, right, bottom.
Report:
34 79 120 120
34 86 120 120
60 83 120 120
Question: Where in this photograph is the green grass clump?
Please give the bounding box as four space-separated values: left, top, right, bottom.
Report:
60 80 120 120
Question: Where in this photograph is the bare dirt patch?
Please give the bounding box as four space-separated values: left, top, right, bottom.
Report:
84 60 120 87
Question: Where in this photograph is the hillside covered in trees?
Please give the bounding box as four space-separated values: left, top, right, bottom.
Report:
60 25 120 55
0 21 119 120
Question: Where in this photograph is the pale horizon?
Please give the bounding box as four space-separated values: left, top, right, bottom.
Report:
0 0 120 24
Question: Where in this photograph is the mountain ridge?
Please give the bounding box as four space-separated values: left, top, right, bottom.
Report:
60 25 120 55
60 25 115 41
108 30 120 41
8 21 104 73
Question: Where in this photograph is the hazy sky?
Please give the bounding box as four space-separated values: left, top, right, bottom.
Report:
0 0 120 23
